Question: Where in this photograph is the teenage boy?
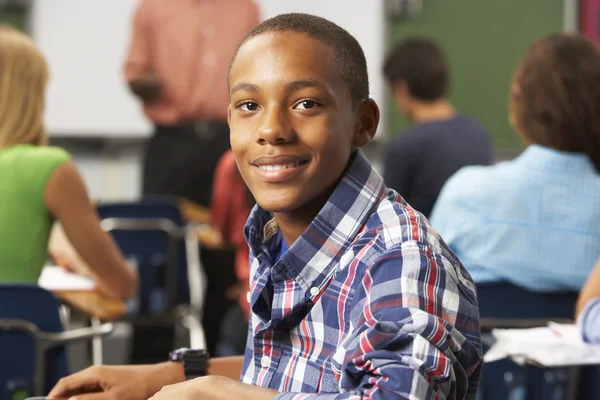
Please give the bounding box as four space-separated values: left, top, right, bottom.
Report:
49 13 482 400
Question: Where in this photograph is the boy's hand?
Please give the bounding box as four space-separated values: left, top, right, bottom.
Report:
48 363 184 400
149 376 278 400
128 73 162 103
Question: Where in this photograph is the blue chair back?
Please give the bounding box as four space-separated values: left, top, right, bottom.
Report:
477 283 578 400
0 284 68 399
97 196 190 315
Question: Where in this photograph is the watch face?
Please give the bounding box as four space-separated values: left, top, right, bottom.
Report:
169 347 189 362
169 348 209 362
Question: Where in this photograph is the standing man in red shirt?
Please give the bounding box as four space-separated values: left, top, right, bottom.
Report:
124 0 260 208
123 0 260 356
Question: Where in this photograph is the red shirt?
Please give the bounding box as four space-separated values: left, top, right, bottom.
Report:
210 150 251 317
123 0 259 123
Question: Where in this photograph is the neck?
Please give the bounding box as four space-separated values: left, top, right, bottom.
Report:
272 151 357 245
410 99 455 123
273 189 331 246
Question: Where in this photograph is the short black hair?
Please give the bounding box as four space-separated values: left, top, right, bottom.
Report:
229 13 369 104
383 38 448 101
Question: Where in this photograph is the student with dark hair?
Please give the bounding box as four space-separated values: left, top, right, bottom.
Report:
50 13 482 400
431 33 600 293
382 39 492 218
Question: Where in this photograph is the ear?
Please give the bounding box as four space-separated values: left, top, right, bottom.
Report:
353 98 380 148
511 81 521 97
392 79 409 99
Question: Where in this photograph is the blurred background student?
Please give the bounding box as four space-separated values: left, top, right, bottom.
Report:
123 0 259 355
123 0 259 208
0 26 137 300
430 33 600 294
382 38 492 218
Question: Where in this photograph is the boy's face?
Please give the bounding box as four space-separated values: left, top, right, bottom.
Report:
228 32 377 214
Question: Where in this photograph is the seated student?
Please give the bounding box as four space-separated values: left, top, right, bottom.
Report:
577 258 600 343
382 39 492 218
0 26 137 299
430 33 600 293
49 13 482 400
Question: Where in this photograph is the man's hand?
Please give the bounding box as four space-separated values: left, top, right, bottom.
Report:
149 375 278 400
48 362 184 400
128 73 162 103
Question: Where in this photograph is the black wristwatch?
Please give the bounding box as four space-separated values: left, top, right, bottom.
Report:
169 348 209 380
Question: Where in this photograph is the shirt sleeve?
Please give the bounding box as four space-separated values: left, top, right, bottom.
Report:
210 151 239 242
579 297 600 344
123 0 153 81
275 241 482 400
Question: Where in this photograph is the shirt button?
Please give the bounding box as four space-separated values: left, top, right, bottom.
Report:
261 355 271 368
310 287 320 296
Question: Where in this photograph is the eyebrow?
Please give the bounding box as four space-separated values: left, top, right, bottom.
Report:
285 78 323 92
230 82 260 95
230 78 325 96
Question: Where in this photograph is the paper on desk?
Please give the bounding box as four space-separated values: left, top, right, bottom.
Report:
38 266 96 292
484 323 600 367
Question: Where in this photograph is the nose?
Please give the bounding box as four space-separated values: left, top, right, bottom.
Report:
256 106 294 145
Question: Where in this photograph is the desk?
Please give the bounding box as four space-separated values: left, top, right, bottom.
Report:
39 266 126 365
53 290 125 365
53 290 125 320
179 198 211 224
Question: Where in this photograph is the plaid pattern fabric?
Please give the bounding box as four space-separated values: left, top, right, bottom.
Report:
241 150 482 399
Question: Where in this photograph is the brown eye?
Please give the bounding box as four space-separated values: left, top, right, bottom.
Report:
240 102 259 111
295 100 317 110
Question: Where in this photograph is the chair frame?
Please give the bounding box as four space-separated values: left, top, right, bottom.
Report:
100 217 206 349
0 318 113 396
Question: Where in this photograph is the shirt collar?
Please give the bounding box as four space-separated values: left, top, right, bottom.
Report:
517 144 597 173
244 149 387 294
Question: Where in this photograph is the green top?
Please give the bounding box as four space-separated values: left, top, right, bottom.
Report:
0 144 70 282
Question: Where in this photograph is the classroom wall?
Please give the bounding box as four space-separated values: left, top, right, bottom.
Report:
3 1 574 200
386 0 566 150
44 0 386 201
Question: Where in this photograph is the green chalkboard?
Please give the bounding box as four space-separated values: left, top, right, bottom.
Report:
387 0 564 149
0 5 28 32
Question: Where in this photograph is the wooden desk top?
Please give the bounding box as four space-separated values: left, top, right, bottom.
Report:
53 290 126 320
179 198 211 224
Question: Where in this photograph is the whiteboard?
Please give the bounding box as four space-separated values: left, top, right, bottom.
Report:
32 0 384 138
31 0 150 137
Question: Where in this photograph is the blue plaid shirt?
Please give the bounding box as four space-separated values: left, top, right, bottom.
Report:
240 150 482 399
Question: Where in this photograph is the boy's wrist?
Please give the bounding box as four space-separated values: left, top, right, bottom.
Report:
159 360 186 384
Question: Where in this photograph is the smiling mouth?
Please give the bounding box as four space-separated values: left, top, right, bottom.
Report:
256 160 308 171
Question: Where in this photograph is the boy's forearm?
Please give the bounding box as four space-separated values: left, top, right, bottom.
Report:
208 356 245 380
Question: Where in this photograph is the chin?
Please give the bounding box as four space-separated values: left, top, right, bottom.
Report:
256 199 294 214
255 192 302 214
